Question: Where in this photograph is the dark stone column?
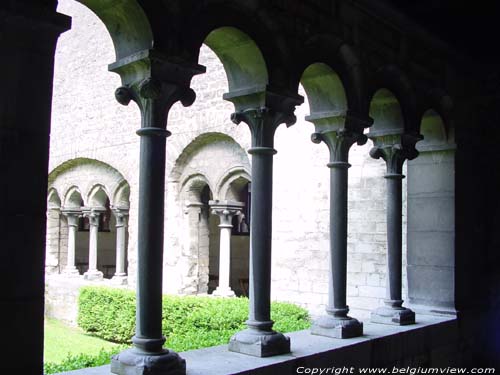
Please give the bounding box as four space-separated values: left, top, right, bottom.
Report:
109 51 204 375
228 94 301 357
308 113 370 338
369 131 421 325
0 5 70 374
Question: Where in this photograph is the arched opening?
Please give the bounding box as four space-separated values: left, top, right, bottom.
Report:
407 109 455 312
369 88 404 133
226 178 251 297
204 26 268 95
77 187 116 279
46 190 63 274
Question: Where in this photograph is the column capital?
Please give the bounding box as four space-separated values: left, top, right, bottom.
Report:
110 49 206 131
368 130 422 176
112 206 129 227
209 200 244 227
82 207 105 226
61 208 81 226
308 111 372 164
228 90 303 149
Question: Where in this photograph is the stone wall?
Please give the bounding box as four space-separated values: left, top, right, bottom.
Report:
47 0 408 318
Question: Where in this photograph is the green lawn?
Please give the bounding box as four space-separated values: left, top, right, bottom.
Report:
44 318 119 364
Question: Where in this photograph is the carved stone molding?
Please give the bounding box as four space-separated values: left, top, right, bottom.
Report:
369 130 422 175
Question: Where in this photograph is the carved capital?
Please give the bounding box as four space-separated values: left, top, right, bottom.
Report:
231 106 296 149
110 50 205 130
112 207 129 228
369 132 422 175
61 209 81 227
312 128 366 165
83 208 104 227
307 111 371 165
209 200 244 227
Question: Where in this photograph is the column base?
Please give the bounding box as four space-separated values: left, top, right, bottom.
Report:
111 348 186 375
212 287 235 297
111 274 128 285
371 306 415 326
311 315 363 339
63 267 80 277
83 270 103 281
228 328 290 357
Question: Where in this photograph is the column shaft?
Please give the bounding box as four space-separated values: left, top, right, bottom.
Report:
88 221 98 271
218 225 233 292
386 175 403 303
329 164 349 312
134 129 167 351
368 132 420 325
309 129 364 339
67 224 77 271
248 150 273 325
115 224 126 275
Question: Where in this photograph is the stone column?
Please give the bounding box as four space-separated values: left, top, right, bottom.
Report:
112 207 129 285
369 130 421 325
61 209 81 276
209 200 244 297
109 52 204 375
0 5 70 373
308 113 370 338
227 91 302 357
83 208 104 280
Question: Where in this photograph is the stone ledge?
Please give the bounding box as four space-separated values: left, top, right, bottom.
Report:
55 315 457 375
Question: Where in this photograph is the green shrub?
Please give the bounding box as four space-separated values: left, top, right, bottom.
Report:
78 286 310 352
44 346 124 375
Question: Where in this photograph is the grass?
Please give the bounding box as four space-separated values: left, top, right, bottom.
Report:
44 318 119 364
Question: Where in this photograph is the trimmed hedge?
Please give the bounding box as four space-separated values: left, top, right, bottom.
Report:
44 347 124 375
78 286 310 352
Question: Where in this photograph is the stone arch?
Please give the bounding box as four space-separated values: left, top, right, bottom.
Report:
47 188 62 209
300 62 348 124
87 184 110 208
46 189 63 274
368 88 405 133
216 167 251 201
417 109 453 152
299 36 367 117
368 65 419 133
171 132 250 198
49 158 129 208
64 187 84 209
203 26 268 94
419 88 455 143
48 158 130 279
113 181 131 209
75 0 153 60
180 173 214 203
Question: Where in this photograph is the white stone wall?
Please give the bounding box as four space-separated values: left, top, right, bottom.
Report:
47 0 409 319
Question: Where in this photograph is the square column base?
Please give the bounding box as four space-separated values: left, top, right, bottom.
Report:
111 274 128 285
371 306 415 326
111 348 186 375
311 315 363 339
212 287 235 297
63 267 80 277
228 329 290 357
83 270 103 281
